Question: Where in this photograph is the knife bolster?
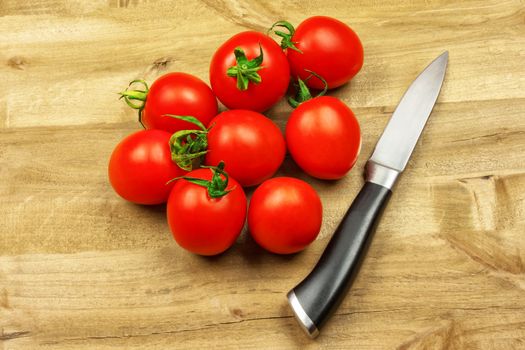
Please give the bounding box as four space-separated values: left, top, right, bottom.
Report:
365 161 400 190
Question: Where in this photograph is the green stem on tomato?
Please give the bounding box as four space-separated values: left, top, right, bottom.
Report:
118 79 149 129
226 45 264 91
288 70 329 108
165 114 210 172
167 161 232 199
268 20 302 53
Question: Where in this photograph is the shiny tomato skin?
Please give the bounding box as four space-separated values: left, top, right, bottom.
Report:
285 96 361 180
248 177 322 254
142 72 218 133
205 110 286 187
287 16 364 89
108 130 185 205
167 169 247 256
210 31 290 112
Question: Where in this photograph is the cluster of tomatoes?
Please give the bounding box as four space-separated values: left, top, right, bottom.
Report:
108 16 363 256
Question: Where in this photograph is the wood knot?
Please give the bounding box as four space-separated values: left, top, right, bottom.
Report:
230 308 244 319
152 56 174 71
0 288 9 309
380 105 394 115
7 56 28 70
143 56 175 79
0 331 31 341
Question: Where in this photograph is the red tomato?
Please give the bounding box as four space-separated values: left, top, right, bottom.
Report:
205 110 286 187
210 31 290 112
285 96 361 180
108 130 185 205
167 166 247 256
276 16 363 90
120 72 217 133
248 177 322 254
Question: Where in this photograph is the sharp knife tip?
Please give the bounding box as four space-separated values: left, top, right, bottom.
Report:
432 50 449 69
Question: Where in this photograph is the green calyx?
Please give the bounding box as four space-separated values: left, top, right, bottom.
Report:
268 20 302 53
169 161 232 199
166 115 210 172
226 45 264 91
288 70 329 108
119 79 149 129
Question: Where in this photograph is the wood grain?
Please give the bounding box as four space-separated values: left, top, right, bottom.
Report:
1 0 525 348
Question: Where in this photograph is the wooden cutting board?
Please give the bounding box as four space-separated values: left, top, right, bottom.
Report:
1 0 524 348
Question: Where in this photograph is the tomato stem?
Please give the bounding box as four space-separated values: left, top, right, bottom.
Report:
168 162 232 199
288 70 328 108
268 20 302 53
166 114 210 171
119 79 149 129
226 46 264 91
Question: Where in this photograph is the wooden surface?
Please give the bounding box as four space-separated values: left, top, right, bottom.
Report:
1 0 525 348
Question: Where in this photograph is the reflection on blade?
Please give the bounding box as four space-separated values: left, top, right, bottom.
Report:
370 51 448 171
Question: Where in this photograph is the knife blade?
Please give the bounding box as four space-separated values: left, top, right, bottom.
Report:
287 51 449 338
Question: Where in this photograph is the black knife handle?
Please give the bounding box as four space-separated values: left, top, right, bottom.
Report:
287 180 392 337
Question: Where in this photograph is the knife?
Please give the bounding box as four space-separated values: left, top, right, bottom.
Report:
287 51 449 338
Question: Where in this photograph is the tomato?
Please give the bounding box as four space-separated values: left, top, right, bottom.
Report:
167 164 247 256
285 96 361 180
248 177 322 254
205 110 286 187
108 130 185 205
168 110 286 187
209 31 290 112
271 16 363 89
119 72 217 133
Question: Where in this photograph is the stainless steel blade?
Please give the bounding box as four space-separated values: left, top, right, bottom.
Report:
370 51 448 171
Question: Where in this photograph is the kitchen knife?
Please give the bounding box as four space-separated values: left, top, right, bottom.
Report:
287 51 449 338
